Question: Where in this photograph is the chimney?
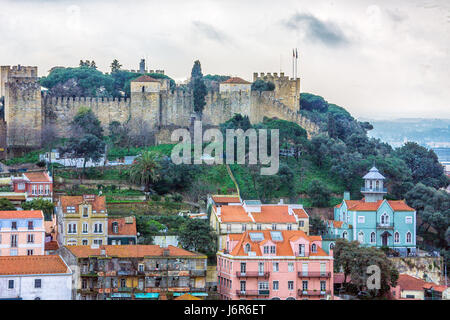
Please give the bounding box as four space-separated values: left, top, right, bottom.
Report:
100 248 106 256
343 192 350 201
278 199 284 205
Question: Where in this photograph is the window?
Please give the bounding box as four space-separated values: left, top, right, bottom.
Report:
302 280 308 291
287 224 292 231
27 234 34 243
10 234 17 247
298 244 305 256
82 206 89 217
240 262 246 274
406 232 412 243
8 280 14 289
358 231 364 244
45 184 50 195
240 281 246 292
270 246 276 254
342 231 348 239
120 279 126 287
273 281 279 290
358 216 365 224
329 243 335 251
68 223 77 234
258 281 269 291
18 183 25 190
288 281 294 290
273 262 279 272
302 263 308 276
32 185 37 195
82 239 88 245
299 221 304 227
242 224 247 232
288 262 294 272
257 224 262 231
113 222 119 233
263 246 269 254
311 243 317 253
11 221 17 230
258 262 264 274
93 239 102 245
28 221 34 230
66 206 76 213
27 249 33 256
370 232 376 243
82 223 88 234
35 279 42 288
394 232 400 243
405 216 413 224
244 243 251 253
138 264 144 272
320 263 326 276
94 223 103 234
381 213 390 225
272 224 277 230
38 185 43 195
320 281 326 291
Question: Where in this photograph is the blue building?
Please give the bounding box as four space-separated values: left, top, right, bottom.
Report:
322 166 417 257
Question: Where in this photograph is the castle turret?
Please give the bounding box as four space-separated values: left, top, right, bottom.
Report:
361 166 387 202
130 75 161 128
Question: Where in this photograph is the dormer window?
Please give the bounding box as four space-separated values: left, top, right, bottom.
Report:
66 206 76 213
244 243 251 253
270 246 276 254
263 246 269 254
311 243 317 253
82 206 89 217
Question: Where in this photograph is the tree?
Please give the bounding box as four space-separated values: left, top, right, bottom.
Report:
190 60 207 116
307 179 331 207
251 79 275 92
300 93 329 113
0 198 16 210
309 215 327 235
110 59 122 73
178 219 216 255
327 113 337 139
128 151 161 194
70 108 103 139
21 198 54 221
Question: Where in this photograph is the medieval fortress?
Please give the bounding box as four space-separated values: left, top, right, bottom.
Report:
0 64 319 157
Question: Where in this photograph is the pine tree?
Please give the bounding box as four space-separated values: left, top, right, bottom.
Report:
190 60 207 116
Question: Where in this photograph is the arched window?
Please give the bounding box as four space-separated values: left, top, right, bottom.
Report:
381 213 389 225
394 232 400 243
358 231 364 244
370 232 376 243
342 231 348 239
406 232 412 243
311 243 317 253
329 243 335 251
141 86 145 93
244 243 251 253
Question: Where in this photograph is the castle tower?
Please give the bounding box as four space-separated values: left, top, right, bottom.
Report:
130 75 161 129
361 165 387 202
252 72 300 112
1 65 42 150
139 59 146 74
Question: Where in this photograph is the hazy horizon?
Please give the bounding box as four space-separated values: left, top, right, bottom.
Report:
0 0 449 120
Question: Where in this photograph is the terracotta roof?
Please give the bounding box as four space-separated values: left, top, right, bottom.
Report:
220 205 253 223
23 171 51 182
423 283 448 292
292 208 308 218
174 293 201 300
45 240 60 251
59 195 106 213
108 217 137 236
66 245 204 258
338 199 415 212
0 255 69 275
229 230 329 257
212 195 241 203
0 210 43 219
131 75 159 82
221 77 251 84
252 206 297 223
397 274 427 291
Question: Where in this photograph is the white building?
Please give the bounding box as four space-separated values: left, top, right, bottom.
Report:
0 255 72 300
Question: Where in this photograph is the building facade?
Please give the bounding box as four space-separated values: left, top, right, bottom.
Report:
11 171 53 201
323 166 417 256
59 244 207 300
56 195 108 246
107 216 137 245
0 210 45 256
209 195 310 250
0 255 72 300
217 230 333 300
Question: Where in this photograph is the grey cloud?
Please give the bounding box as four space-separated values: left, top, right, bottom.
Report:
192 21 230 44
283 13 349 47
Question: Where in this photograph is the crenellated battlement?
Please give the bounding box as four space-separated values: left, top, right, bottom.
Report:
253 72 294 82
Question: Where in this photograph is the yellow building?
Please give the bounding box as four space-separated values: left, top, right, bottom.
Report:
56 195 108 246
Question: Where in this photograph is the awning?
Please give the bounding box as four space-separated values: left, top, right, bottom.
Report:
173 292 208 297
134 293 159 299
111 293 131 298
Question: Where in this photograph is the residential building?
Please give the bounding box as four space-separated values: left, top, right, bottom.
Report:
391 274 449 300
11 171 53 201
0 255 72 300
59 244 208 300
0 210 45 256
108 216 137 245
323 166 417 256
209 195 310 250
44 214 59 255
56 195 108 246
217 230 333 300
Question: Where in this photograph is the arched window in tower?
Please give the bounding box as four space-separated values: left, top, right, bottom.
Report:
394 232 400 243
406 232 412 243
381 213 389 226
342 231 348 239
358 231 364 244
370 232 376 243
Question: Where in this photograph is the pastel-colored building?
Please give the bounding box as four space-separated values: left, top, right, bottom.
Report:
323 166 417 256
107 216 137 245
219 77 251 93
209 195 310 250
11 171 53 201
0 210 45 256
217 230 333 300
0 255 72 300
56 195 108 246
391 274 449 300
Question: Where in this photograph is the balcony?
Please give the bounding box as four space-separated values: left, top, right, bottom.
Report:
235 271 270 278
360 187 387 193
298 290 331 297
235 290 270 297
117 270 137 276
297 272 331 278
376 223 394 230
190 270 206 277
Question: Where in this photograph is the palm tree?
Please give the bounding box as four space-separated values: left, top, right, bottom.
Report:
129 151 161 197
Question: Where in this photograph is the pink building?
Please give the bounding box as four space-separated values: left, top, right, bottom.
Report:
11 171 53 201
217 230 334 300
0 210 45 256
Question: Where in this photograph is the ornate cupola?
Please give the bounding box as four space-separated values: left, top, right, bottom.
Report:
361 165 386 202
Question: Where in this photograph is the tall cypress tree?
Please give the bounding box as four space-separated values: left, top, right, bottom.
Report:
190 60 207 116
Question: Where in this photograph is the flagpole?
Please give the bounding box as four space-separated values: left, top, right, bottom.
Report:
292 49 294 79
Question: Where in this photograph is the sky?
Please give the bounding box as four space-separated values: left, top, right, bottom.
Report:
0 0 449 120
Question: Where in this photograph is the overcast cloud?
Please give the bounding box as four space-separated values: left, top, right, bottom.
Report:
0 0 449 120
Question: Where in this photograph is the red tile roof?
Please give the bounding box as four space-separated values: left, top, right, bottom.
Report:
0 210 43 219
0 255 69 275
220 205 253 223
67 245 205 258
108 217 137 236
397 274 427 291
212 195 241 203
60 195 106 213
252 206 297 223
131 75 159 82
221 77 251 84
292 208 309 218
23 171 51 182
336 199 415 212
45 240 60 251
423 283 448 292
